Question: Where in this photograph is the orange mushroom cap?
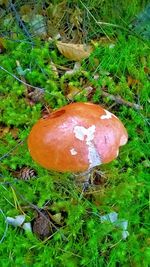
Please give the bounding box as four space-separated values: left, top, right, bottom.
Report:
28 102 128 172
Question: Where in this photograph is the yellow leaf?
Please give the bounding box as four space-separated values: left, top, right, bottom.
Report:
56 41 93 61
66 85 93 100
66 85 81 100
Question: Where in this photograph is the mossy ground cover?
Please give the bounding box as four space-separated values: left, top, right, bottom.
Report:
0 1 150 266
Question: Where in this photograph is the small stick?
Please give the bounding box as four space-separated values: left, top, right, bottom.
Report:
0 140 24 161
0 65 44 92
101 91 143 110
9 1 33 44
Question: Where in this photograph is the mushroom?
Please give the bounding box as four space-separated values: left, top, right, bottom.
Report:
28 102 128 181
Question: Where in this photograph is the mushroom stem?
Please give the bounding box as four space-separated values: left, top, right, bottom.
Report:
82 173 91 192
74 168 94 193
75 167 107 197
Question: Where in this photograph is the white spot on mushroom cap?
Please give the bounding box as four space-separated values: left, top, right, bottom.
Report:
116 149 119 157
70 148 77 156
73 125 101 168
73 125 95 142
100 109 118 120
88 143 102 168
120 135 128 146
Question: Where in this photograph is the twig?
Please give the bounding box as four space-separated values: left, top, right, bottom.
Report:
0 140 24 161
79 0 110 40
0 66 44 92
16 60 30 93
0 33 34 44
101 91 143 110
9 1 33 44
79 0 130 34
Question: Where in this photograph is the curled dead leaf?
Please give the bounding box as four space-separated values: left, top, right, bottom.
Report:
56 41 93 61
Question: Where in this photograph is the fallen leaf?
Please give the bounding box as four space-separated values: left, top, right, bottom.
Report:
65 62 81 75
56 41 93 61
50 213 62 225
66 85 81 100
30 15 47 37
66 85 93 101
127 76 139 87
100 212 129 240
50 61 59 77
0 125 19 139
22 14 47 37
6 215 32 232
0 126 10 137
6 215 25 227
84 86 93 95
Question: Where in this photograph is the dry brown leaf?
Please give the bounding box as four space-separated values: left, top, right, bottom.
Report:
56 41 93 61
0 125 19 138
0 126 10 137
66 85 81 100
65 62 81 75
50 61 59 77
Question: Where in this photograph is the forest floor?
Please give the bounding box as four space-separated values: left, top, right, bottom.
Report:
0 1 150 266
